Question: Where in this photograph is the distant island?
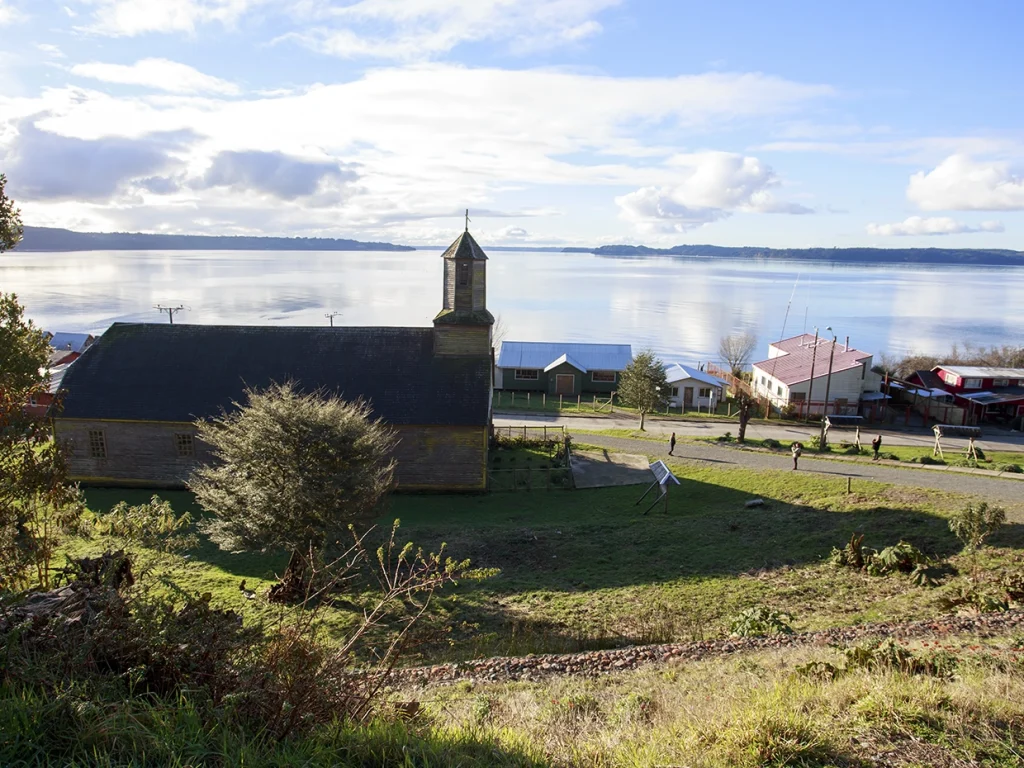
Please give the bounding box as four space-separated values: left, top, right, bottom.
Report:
15 226 415 253
573 244 1024 266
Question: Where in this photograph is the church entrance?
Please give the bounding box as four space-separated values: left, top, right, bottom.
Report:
555 374 575 395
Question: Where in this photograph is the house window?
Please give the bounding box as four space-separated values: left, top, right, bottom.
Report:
88 430 106 459
777 385 782 396
671 386 679 397
699 388 712 398
514 369 539 380
964 378 982 389
791 392 807 402
993 379 1009 388
175 433 195 458
591 371 616 383
29 395 37 406
943 371 958 385
457 262 471 287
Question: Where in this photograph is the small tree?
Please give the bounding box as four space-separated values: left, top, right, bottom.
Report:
733 389 757 443
719 332 757 376
618 350 668 430
0 173 22 253
190 382 397 601
949 502 1006 554
0 292 83 591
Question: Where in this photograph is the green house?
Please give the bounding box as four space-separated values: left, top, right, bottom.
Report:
495 342 633 397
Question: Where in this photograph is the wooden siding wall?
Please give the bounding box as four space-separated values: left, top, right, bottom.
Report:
443 260 487 312
433 325 491 356
472 261 486 310
55 419 209 488
393 425 487 490
56 419 487 491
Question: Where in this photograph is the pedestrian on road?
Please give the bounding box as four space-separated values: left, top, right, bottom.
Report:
871 434 882 461
791 441 803 470
669 432 676 455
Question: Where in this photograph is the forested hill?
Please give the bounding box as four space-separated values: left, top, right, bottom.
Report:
15 226 415 252
582 244 1024 266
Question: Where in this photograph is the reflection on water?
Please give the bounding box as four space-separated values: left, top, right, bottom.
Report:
1 249 1022 361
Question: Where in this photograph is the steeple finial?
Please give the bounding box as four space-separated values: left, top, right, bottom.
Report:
465 208 470 232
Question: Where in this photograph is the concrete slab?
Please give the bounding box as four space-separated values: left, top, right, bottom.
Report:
570 449 655 489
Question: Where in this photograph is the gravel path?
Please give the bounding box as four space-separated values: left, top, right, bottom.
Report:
396 610 1024 686
576 434 1024 507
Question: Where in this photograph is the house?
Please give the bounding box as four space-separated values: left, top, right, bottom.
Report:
926 365 1024 425
495 341 632 397
53 230 494 491
663 363 726 410
751 333 882 415
26 360 75 418
46 332 95 366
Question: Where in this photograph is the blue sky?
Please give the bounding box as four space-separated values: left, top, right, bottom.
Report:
1 0 1023 248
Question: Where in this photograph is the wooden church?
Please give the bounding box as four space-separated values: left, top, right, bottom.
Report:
54 229 495 491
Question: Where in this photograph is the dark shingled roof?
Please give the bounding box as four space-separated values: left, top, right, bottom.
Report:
912 369 945 390
59 323 491 425
441 231 488 260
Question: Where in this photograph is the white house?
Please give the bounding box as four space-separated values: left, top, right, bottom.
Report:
663 363 727 411
751 334 882 415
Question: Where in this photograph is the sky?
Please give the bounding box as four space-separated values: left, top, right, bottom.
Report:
1 0 1023 249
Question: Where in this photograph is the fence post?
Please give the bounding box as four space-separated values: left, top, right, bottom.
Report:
527 392 531 406
559 394 563 409
543 393 546 407
523 425 527 441
577 394 581 411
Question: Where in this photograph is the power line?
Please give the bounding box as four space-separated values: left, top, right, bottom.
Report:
325 311 343 327
154 304 186 324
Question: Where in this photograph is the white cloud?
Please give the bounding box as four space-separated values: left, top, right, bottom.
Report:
288 0 620 60
0 0 26 25
0 66 828 237
866 216 1004 237
78 0 263 37
907 154 1024 211
615 152 812 234
70 58 240 95
36 43 67 58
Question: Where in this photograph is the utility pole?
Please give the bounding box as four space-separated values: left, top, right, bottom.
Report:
805 327 819 423
154 305 185 324
818 327 837 449
325 312 342 327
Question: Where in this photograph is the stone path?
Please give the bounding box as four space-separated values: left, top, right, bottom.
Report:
396 610 1024 686
574 434 1024 508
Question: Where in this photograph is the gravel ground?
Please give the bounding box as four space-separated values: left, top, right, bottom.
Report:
576 434 1024 508
396 610 1024 686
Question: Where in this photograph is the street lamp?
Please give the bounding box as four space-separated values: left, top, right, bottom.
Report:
818 326 837 449
805 326 819 423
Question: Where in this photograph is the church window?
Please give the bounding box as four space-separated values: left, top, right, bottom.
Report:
457 262 471 287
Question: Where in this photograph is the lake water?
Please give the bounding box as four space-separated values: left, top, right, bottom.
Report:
2 249 1022 363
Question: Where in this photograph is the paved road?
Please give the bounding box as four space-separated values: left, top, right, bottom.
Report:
560 432 1024 508
494 411 1024 453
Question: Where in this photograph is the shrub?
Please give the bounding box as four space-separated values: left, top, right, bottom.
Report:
918 455 945 465
829 533 873 570
761 438 781 450
729 606 793 637
717 431 734 442
949 502 1007 553
871 541 926 574
998 463 1023 474
877 452 901 461
808 435 830 452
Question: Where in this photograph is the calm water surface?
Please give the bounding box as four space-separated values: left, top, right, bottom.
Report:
1 249 1022 362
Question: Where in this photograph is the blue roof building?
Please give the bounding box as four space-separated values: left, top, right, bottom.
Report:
496 341 633 396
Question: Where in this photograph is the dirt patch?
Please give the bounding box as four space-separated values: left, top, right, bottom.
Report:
571 449 654 489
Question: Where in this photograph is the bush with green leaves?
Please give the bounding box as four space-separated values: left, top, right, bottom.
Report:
728 606 793 637
917 455 945 465
761 438 781 450
949 502 1006 553
997 463 1023 474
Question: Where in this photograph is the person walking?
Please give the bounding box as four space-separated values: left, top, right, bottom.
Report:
669 432 677 455
791 441 803 470
871 434 882 461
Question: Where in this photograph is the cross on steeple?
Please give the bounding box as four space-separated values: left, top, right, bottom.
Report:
465 208 470 232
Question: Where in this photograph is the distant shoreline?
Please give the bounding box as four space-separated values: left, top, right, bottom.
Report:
13 226 1024 267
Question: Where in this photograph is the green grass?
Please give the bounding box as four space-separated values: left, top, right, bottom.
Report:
492 391 742 421
715 436 1024 469
75 453 1024 664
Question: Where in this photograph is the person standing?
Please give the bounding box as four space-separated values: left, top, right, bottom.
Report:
669 432 677 455
791 441 803 470
871 434 882 461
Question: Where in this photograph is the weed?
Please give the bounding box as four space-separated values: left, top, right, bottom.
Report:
729 606 793 637
949 502 1007 553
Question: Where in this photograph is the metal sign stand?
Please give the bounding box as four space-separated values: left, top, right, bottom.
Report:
635 460 681 515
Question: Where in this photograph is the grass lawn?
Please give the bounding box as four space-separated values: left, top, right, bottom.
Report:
710 436 1024 470
76 453 1024 665
493 391 744 422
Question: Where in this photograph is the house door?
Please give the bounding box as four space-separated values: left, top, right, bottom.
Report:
683 387 694 406
555 374 575 395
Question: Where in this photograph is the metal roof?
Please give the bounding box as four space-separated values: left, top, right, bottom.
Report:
47 331 93 353
663 363 726 387
497 341 633 371
544 353 588 373
958 387 1024 405
752 333 872 386
937 365 1024 380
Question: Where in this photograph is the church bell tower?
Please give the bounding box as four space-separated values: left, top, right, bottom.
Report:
432 223 494 356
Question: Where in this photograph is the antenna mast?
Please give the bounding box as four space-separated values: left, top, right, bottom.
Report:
325 311 343 327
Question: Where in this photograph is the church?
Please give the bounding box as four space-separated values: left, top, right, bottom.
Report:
54 229 495 491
